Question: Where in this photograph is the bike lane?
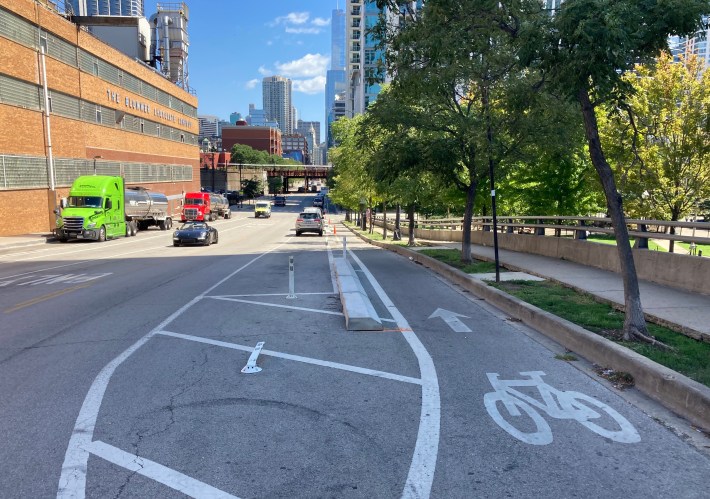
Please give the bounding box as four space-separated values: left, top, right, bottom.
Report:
349 243 710 498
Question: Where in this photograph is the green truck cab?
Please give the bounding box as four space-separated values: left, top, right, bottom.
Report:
55 176 127 242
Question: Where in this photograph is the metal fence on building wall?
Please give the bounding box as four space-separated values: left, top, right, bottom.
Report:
0 154 192 189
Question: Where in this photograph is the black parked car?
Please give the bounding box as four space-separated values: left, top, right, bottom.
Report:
274 196 287 206
173 222 219 246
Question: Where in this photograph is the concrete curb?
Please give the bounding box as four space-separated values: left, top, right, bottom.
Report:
342 223 710 432
0 234 56 250
333 257 383 331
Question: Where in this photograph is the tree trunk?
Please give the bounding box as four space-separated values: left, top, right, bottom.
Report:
368 197 373 234
578 88 648 340
382 201 387 240
461 177 478 263
407 203 416 246
394 204 402 241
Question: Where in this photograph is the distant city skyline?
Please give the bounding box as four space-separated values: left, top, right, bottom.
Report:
187 1 335 142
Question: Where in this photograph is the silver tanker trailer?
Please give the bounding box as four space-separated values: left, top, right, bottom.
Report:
124 187 173 235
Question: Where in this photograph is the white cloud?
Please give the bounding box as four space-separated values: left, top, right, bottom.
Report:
293 76 326 95
269 11 329 35
257 66 272 76
285 27 320 35
245 79 259 89
311 17 330 27
271 12 309 26
275 53 329 78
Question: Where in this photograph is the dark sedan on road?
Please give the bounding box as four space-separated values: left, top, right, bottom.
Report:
173 222 219 246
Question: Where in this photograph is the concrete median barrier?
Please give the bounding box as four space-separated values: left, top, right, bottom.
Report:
333 257 383 331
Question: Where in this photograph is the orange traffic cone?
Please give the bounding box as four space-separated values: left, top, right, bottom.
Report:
333 225 337 235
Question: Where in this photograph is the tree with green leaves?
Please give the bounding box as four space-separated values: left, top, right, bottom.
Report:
537 0 709 342
329 116 379 224
598 52 710 252
371 1 548 263
373 0 707 342
241 178 263 202
231 144 268 165
502 93 604 216
358 86 464 245
267 176 283 195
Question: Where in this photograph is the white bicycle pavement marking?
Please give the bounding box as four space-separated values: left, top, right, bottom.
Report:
484 371 641 446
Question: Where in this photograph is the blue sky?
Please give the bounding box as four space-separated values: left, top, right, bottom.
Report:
175 1 338 140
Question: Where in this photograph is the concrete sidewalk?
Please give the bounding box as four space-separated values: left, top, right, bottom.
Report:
0 233 56 251
411 240 710 341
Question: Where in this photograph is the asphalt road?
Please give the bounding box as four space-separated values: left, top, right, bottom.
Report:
0 194 708 498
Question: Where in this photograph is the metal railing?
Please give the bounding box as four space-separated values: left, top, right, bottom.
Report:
373 214 710 253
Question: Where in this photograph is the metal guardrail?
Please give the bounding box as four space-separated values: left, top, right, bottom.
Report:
373 215 710 250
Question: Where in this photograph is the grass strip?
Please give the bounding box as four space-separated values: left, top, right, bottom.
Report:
488 280 710 388
418 248 499 274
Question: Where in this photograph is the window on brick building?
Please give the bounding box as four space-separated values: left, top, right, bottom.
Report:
140 120 144 133
95 105 102 124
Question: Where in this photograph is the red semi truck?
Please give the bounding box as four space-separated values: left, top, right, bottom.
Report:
181 192 231 222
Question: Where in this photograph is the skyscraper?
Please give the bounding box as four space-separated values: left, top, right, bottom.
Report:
262 76 293 135
66 0 144 16
326 8 347 147
296 120 322 145
346 1 388 117
331 8 346 71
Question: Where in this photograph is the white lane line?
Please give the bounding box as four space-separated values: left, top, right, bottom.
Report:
348 250 441 499
207 296 344 316
57 243 286 499
87 440 238 499
1 219 253 265
0 220 258 280
157 331 423 385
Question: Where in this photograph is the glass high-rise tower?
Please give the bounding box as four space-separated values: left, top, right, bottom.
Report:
326 8 347 147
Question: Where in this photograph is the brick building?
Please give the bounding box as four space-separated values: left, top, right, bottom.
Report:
0 0 200 236
221 124 282 157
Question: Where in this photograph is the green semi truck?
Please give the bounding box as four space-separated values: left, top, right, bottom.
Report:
55 175 172 242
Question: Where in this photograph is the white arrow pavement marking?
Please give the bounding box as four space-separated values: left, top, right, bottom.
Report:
428 308 472 333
